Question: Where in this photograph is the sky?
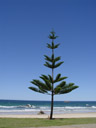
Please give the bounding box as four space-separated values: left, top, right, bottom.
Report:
0 0 96 101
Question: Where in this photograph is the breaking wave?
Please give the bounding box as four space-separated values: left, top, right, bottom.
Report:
0 105 96 114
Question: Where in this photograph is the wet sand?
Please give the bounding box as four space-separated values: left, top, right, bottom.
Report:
0 112 96 118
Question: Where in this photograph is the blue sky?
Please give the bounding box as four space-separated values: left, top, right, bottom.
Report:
0 0 96 101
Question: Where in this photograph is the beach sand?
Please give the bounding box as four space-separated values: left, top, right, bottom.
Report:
0 112 96 118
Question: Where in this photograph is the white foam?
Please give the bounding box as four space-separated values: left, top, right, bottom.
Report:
0 106 17 109
0 105 96 114
92 106 96 108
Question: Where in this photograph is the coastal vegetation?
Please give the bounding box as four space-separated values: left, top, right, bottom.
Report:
0 118 96 128
29 31 78 119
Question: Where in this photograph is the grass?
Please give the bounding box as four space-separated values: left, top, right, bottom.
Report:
0 118 96 128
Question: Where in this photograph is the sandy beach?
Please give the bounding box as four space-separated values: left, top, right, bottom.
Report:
0 112 96 118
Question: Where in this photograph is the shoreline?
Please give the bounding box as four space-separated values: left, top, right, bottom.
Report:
0 112 96 118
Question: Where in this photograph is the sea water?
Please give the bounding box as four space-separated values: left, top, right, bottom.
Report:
0 100 96 115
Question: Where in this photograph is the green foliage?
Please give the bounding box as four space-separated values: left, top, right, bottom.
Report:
48 31 58 39
54 74 68 83
30 78 52 94
54 82 78 95
29 87 47 94
29 30 79 119
29 30 78 95
53 61 64 68
47 43 60 49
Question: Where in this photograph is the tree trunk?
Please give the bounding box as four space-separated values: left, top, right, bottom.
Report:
50 91 54 119
50 39 54 120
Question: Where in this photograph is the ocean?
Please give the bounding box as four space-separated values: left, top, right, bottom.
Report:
0 100 96 115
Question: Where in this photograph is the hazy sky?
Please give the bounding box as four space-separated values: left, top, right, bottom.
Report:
0 0 96 101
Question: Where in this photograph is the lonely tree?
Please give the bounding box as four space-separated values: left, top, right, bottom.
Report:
29 31 78 119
